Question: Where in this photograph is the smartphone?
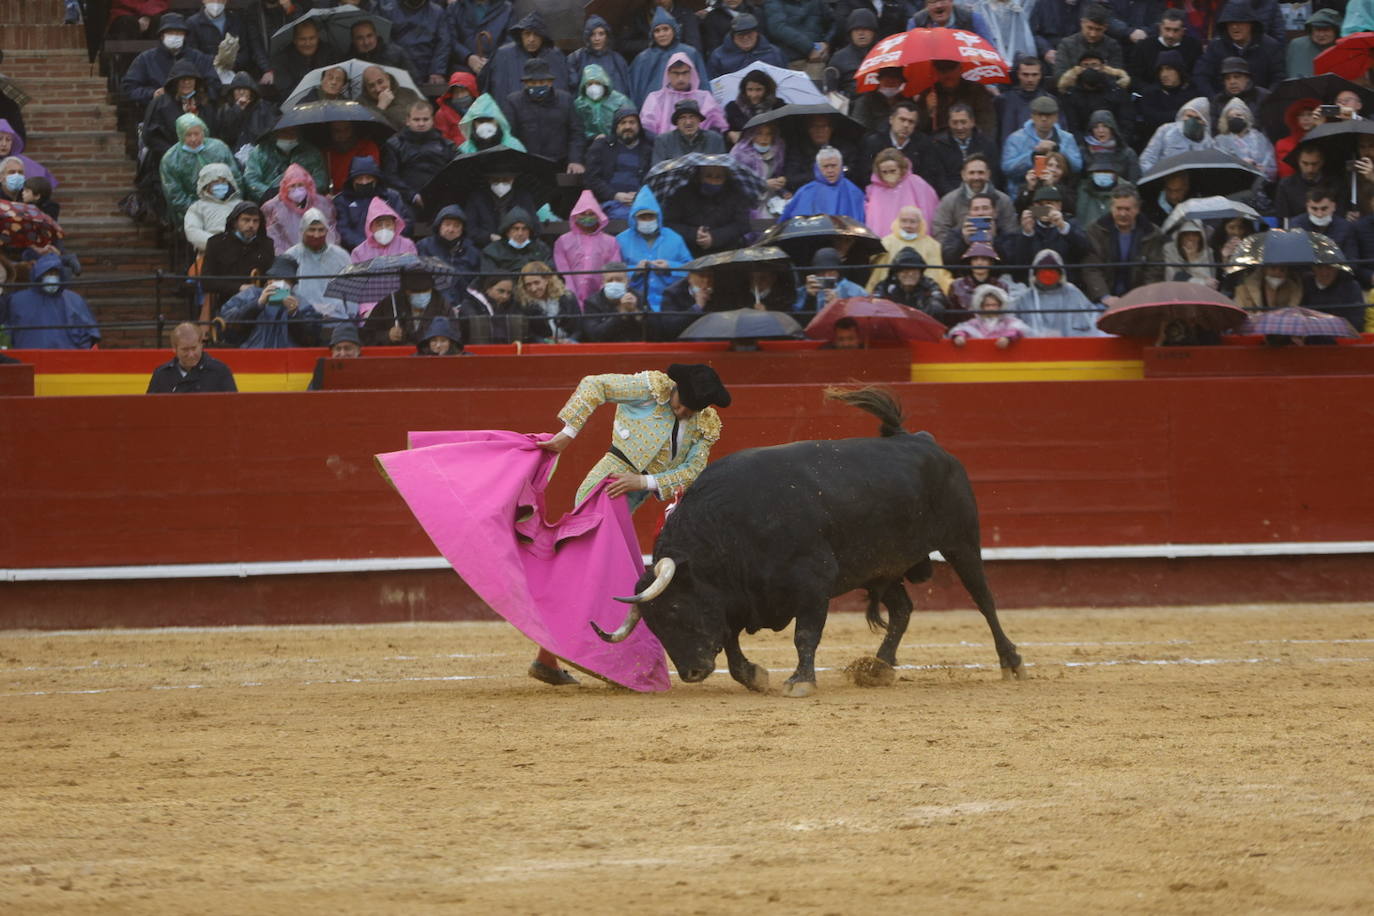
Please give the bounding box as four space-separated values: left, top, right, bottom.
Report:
970 216 992 241
1031 203 1053 222
1033 154 1048 178
1319 104 1341 118
818 277 837 290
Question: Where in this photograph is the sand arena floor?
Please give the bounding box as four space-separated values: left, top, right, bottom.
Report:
2 603 1372 914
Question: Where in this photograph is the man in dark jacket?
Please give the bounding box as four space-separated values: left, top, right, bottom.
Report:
362 267 448 347
186 0 269 77
350 16 424 86
827 9 878 96
1129 9 1202 90
141 60 220 165
334 156 415 251
121 14 221 107
663 164 753 257
1081 186 1165 305
1302 262 1367 332
700 0 769 58
1191 1 1284 100
1138 49 1198 146
994 56 1053 146
651 99 727 164
1052 3 1124 80
830 0 912 47
925 103 1001 197
376 0 462 85
1290 187 1364 284
1208 57 1269 131
267 17 339 99
202 200 276 313
585 108 654 221
417 204 482 305
995 184 1089 283
502 58 586 172
855 99 928 182
382 100 459 208
480 11 570 106
1057 50 1134 145
147 322 238 393
215 71 280 153
707 14 786 74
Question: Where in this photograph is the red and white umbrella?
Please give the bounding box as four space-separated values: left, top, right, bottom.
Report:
1314 31 1374 83
855 28 1010 97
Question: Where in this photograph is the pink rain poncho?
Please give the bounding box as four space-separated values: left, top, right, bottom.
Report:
262 162 337 255
349 195 418 263
864 169 939 239
376 429 671 692
638 52 728 136
553 189 621 305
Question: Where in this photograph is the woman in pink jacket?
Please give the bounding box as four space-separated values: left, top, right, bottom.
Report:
863 148 938 240
553 190 621 306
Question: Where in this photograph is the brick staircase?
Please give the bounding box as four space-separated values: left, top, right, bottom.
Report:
3 0 172 347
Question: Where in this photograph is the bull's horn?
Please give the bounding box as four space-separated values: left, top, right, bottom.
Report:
593 558 677 642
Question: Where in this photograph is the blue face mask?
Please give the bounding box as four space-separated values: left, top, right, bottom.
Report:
509 236 530 249
235 229 256 242
41 274 61 294
210 182 231 200
409 291 432 309
182 141 204 153
751 141 771 154
603 281 627 300
4 173 24 192
1091 172 1115 188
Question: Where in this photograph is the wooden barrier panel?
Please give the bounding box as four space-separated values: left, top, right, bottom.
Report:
3 376 1373 572
0 363 34 396
1144 344 1374 377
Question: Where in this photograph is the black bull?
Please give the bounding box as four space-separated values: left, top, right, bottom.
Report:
593 388 1025 697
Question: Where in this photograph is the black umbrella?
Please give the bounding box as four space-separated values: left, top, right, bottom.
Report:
420 147 558 214
269 7 391 58
756 214 884 269
742 103 867 149
1224 228 1351 275
1282 116 1374 170
1137 149 1264 199
263 100 396 142
1258 75 1374 139
679 308 803 340
684 246 792 273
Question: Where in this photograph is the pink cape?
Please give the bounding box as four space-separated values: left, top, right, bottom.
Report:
376 429 671 692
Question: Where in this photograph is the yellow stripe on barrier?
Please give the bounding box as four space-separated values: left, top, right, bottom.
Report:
911 360 1144 383
33 373 313 396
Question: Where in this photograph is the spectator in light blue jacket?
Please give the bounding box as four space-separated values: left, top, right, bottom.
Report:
1001 96 1084 197
615 186 692 312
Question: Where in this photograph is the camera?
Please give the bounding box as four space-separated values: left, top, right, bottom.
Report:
1031 203 1054 222
1319 104 1341 119
818 277 837 290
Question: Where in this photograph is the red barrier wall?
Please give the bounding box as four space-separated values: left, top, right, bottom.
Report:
4 376 1373 573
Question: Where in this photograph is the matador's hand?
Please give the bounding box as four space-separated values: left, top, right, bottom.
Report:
606 474 646 498
538 432 572 453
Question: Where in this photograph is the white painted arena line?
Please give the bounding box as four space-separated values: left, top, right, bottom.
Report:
4 654 1373 700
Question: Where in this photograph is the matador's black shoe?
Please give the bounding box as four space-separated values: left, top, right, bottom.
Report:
528 660 579 686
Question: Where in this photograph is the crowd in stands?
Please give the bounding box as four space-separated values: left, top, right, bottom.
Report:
5 0 1374 365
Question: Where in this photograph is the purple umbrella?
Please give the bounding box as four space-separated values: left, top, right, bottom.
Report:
1241 306 1361 338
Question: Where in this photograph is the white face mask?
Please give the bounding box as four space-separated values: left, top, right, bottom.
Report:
1307 212 1333 227
878 84 903 98
42 274 61 294
1265 274 1284 288
205 2 225 17
897 228 918 240
373 226 395 245
636 218 658 235
163 33 185 51
474 121 498 139
490 181 512 197
586 83 606 101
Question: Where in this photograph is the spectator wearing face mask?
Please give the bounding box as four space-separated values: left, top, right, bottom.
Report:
350 197 418 263
243 126 329 204
1213 96 1276 182
184 161 243 252
362 267 448 347
220 255 323 348
867 205 950 292
0 252 100 349
0 120 54 190
285 207 354 327
435 72 479 146
201 200 275 314
333 156 415 252
417 204 481 306
321 120 380 196
456 92 525 153
186 0 268 79
1075 153 1124 229
215 72 280 155
640 54 729 138
555 191 621 305
502 58 586 173
263 163 337 255
142 61 220 166
575 64 631 142
1007 249 1101 337
615 187 691 312
159 112 243 226
1139 98 1214 174
481 209 552 276
466 170 541 246
121 13 221 108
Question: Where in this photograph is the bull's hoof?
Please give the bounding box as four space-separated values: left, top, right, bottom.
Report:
782 679 816 698
1001 664 1027 681
744 664 770 693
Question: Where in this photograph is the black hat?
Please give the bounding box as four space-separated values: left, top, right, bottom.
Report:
401 268 434 291
1155 49 1185 74
158 12 188 34
1032 184 1063 202
731 13 760 33
892 246 927 269
521 58 553 81
266 255 298 279
1220 56 1250 76
672 99 703 123
812 246 843 269
329 322 362 348
667 364 731 410
847 8 879 31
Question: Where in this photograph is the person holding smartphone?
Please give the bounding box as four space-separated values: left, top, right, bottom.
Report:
999 185 1090 285
793 247 866 312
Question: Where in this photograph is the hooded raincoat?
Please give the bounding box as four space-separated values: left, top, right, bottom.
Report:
416 203 481 303
457 92 528 153
1162 219 1217 286
263 162 337 255
867 209 951 292
614 186 692 311
184 161 243 252
480 207 553 275
1213 97 1277 182
1139 97 1215 173
350 196 419 263
159 112 243 225
479 11 571 105
0 251 99 349
243 133 330 204
554 190 621 305
627 8 711 106
333 155 415 252
864 168 940 240
729 125 787 217
284 206 354 323
1008 249 1102 337
781 161 865 222
947 284 1030 341
0 120 51 187
567 15 632 96
1080 109 1140 183
575 64 633 141
435 71 479 146
639 52 729 136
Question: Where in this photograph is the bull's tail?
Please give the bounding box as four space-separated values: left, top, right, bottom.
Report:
864 589 889 633
824 386 906 437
